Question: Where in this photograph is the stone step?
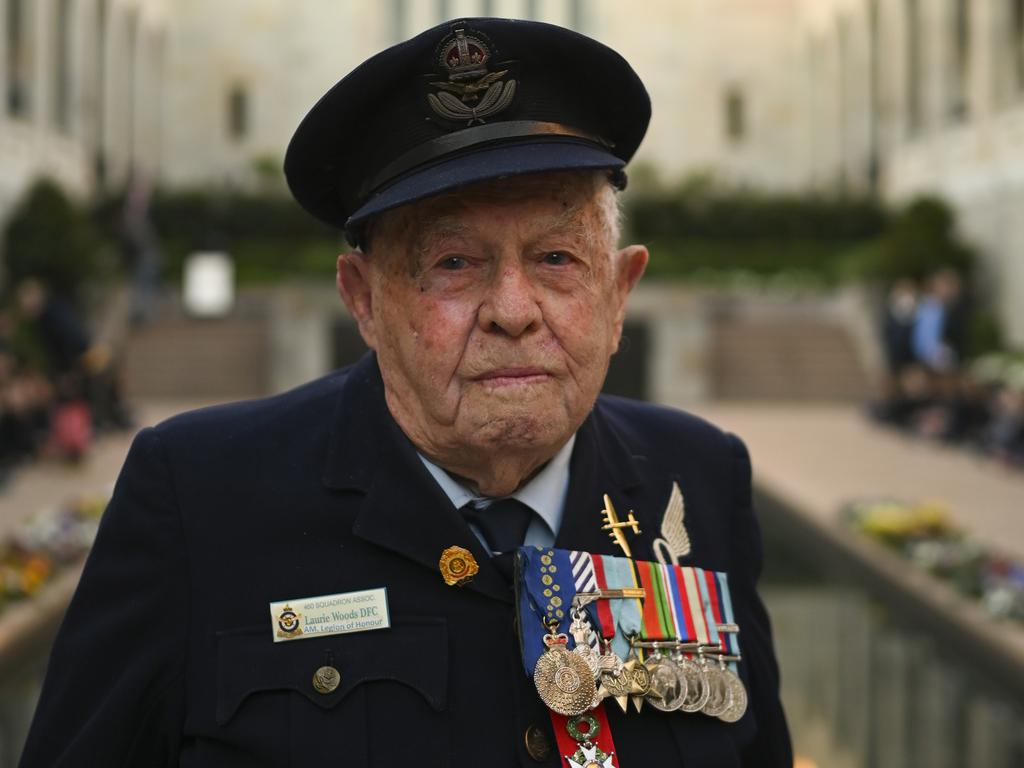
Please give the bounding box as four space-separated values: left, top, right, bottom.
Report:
711 320 870 400
123 316 270 399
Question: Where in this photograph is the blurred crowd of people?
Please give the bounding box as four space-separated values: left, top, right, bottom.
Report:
874 268 1024 468
0 279 130 481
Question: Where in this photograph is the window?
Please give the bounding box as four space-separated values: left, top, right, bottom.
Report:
906 0 923 135
724 87 745 144
54 0 73 132
949 0 969 120
7 0 29 116
570 0 584 31
391 0 406 42
1012 0 1024 93
227 85 249 142
868 0 881 189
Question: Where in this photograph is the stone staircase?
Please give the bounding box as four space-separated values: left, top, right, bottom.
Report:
122 295 270 400
707 300 874 402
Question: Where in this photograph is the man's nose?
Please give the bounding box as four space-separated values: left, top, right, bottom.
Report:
478 259 542 337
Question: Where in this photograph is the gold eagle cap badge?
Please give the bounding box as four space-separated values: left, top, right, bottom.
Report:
427 28 517 126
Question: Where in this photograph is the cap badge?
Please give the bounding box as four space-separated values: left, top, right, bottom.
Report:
427 28 517 126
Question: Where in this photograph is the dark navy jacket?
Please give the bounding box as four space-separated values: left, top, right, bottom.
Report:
21 354 791 767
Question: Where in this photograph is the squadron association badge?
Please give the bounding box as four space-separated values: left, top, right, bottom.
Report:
427 27 517 125
276 604 303 639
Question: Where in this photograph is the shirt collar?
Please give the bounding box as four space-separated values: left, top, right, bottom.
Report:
418 434 577 540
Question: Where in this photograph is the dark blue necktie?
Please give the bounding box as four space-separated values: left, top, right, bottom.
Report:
462 497 535 554
462 498 535 580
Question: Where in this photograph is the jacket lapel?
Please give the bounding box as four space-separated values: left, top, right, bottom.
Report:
556 401 649 558
322 354 512 603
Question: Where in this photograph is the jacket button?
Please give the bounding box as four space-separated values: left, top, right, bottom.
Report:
524 723 553 762
312 665 341 694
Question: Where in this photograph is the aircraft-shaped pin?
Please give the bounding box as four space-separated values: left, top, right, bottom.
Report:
601 493 641 558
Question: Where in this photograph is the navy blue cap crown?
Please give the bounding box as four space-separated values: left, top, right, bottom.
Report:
284 18 651 244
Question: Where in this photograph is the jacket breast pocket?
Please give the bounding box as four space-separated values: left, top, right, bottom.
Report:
216 617 449 767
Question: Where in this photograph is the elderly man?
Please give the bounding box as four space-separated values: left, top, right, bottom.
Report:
21 18 790 768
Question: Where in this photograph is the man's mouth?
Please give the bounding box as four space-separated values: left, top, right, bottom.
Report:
473 367 552 387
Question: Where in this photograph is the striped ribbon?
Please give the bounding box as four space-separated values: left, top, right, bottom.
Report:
713 571 740 674
680 566 711 646
569 550 600 651
694 567 721 648
636 559 672 641
587 552 617 642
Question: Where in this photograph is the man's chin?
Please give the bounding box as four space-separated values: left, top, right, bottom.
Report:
461 407 574 452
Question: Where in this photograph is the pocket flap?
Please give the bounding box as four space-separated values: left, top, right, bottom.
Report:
216 617 447 725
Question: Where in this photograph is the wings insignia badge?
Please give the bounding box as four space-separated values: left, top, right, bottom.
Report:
652 481 691 565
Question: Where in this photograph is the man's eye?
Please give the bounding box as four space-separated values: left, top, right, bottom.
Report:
542 252 572 266
439 256 469 270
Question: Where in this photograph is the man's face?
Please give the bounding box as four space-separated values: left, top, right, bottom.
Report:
339 172 647 485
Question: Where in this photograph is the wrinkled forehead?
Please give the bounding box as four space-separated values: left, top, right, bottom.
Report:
366 170 610 255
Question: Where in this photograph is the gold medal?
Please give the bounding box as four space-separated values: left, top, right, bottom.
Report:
533 632 597 717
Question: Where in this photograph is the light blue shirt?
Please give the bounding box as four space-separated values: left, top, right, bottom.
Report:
418 434 576 553
912 297 947 368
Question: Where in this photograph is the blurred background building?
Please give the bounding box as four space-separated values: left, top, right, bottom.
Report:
0 2 1023 766
3 0 1023 343
0 0 167 212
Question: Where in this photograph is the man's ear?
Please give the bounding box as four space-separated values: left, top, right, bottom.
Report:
611 244 649 328
337 251 377 349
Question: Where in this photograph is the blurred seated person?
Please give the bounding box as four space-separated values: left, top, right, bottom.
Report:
0 321 55 470
15 278 131 434
983 384 1024 467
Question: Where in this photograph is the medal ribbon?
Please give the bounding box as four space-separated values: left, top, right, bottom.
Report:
549 706 619 766
660 563 694 642
695 567 721 648
636 559 672 640
515 546 578 675
602 555 643 660
680 566 711 645
588 554 617 640
569 551 600 651
714 571 740 674
669 565 697 643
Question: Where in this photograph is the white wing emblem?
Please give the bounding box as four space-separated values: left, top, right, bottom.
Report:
652 481 691 565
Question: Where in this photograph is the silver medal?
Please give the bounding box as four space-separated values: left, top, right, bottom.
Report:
645 653 688 712
700 662 731 717
717 668 748 723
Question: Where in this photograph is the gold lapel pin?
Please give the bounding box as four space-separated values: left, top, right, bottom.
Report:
601 493 641 558
439 545 479 586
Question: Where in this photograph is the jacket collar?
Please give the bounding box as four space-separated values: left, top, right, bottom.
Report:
323 354 646 602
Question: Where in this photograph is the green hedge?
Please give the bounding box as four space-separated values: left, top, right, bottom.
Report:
626 192 887 242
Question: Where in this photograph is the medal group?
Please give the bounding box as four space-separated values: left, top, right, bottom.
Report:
516 547 748 766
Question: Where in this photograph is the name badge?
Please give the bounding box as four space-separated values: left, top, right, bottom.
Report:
269 587 390 642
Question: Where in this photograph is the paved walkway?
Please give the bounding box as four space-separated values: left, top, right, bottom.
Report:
5 400 1021 562
0 400 220 540
699 403 1024 563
